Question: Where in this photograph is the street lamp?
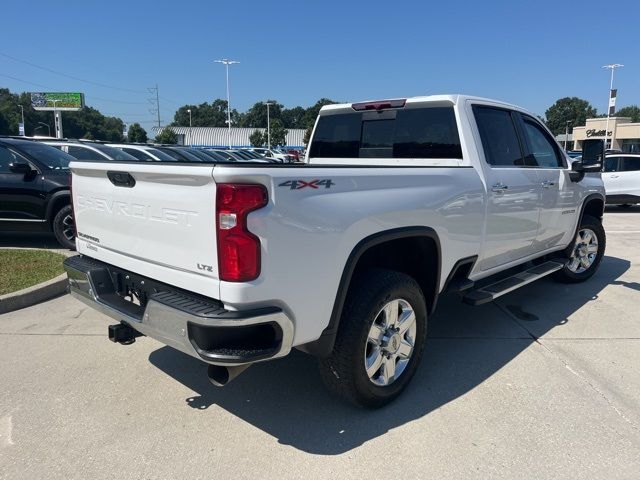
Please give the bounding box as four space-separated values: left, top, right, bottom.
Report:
602 63 623 150
18 105 25 136
214 58 239 149
263 101 274 150
36 122 51 137
564 120 572 151
187 109 192 147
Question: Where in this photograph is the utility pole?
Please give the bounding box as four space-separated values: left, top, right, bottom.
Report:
264 101 273 150
51 99 63 138
214 59 239 149
602 64 623 150
148 84 161 129
188 109 192 147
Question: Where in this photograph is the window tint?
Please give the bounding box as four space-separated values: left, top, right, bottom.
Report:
473 106 524 167
521 117 563 168
67 146 104 161
604 157 620 172
12 142 72 169
0 146 19 173
309 107 462 159
123 148 152 161
622 157 640 172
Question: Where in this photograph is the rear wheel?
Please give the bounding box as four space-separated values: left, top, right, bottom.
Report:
553 214 605 283
318 269 427 408
52 205 76 250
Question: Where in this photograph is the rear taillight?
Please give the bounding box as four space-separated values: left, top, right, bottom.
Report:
216 184 268 282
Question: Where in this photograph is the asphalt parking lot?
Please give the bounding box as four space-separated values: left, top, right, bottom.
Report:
1 207 639 480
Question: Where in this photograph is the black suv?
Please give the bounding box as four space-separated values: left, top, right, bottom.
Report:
0 137 76 249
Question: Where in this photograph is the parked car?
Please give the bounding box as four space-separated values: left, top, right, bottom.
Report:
153 146 206 162
42 140 138 162
602 153 640 206
106 144 177 162
249 147 291 163
0 137 76 249
63 95 606 407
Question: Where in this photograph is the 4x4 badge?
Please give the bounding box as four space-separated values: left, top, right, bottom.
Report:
278 179 334 190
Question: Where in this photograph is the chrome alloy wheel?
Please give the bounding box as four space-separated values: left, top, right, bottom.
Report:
62 213 75 242
567 228 598 274
364 298 417 386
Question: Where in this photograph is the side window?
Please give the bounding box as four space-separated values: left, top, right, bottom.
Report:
123 148 150 161
67 146 104 161
0 146 18 173
521 117 563 168
604 157 620 172
473 106 525 167
621 157 640 172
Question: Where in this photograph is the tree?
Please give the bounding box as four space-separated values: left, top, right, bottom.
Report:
128 123 148 143
154 127 178 144
615 105 640 122
545 97 597 135
172 99 241 127
281 106 306 129
249 129 266 147
239 100 283 128
269 119 288 147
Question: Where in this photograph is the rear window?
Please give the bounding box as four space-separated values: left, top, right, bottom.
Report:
309 106 462 159
92 145 138 161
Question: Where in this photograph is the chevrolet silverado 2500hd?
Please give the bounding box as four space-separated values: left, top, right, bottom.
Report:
63 95 606 407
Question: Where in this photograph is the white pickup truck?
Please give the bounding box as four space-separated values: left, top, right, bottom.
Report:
64 95 607 407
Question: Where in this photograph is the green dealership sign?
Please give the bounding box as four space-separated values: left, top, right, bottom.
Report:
31 92 85 111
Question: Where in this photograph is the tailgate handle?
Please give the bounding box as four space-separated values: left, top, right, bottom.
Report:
107 171 136 188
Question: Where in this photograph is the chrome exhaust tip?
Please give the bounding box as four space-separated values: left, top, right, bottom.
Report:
207 364 251 387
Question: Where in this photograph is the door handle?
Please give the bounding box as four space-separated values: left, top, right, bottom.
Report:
610 174 620 178
541 180 556 189
491 183 508 193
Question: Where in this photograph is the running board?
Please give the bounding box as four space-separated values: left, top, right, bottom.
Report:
463 261 564 306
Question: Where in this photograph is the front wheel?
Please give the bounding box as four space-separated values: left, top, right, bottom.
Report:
52 205 76 250
553 214 605 283
318 269 427 408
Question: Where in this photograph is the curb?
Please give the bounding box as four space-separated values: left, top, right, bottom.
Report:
0 273 68 315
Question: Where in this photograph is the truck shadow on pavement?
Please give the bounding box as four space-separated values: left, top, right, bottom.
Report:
0 232 63 250
149 255 631 455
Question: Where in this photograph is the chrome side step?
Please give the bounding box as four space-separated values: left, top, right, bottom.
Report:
463 261 564 306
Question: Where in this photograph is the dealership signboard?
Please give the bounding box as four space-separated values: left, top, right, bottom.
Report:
30 92 84 111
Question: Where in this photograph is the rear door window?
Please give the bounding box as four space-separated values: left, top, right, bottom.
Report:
621 157 640 172
473 106 526 167
309 107 462 159
123 148 152 161
67 146 104 161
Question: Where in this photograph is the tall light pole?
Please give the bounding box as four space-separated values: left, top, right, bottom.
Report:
18 105 25 136
602 63 623 150
564 120 572 151
187 109 192 147
214 58 239 149
264 101 273 150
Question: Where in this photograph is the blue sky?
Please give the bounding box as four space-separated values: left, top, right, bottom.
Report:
1 0 638 129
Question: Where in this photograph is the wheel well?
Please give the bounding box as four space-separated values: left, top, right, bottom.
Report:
47 194 70 228
352 236 439 313
583 197 604 220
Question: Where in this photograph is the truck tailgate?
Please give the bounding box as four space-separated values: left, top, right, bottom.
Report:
71 161 221 298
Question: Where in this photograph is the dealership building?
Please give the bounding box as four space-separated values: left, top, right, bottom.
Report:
571 117 640 153
153 126 306 149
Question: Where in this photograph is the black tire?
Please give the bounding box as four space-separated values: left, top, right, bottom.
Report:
52 205 76 250
553 214 605 284
318 269 427 408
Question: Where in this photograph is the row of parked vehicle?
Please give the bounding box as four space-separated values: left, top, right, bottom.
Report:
36 139 302 164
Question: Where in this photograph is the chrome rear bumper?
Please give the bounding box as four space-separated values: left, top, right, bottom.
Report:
64 256 294 366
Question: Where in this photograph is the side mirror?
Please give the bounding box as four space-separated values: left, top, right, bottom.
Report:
579 139 604 172
9 162 32 174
